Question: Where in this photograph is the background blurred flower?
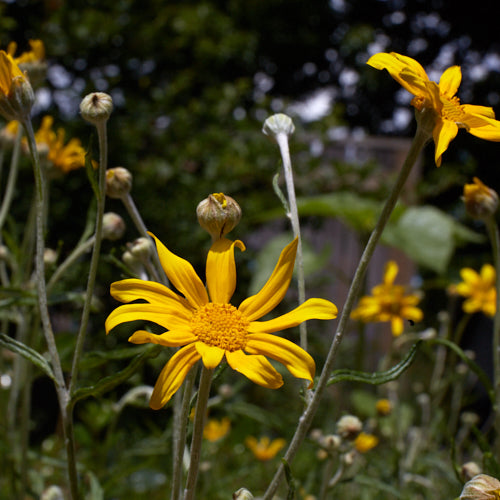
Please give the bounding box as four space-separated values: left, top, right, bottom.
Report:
354 432 379 453
454 264 496 317
203 417 231 442
245 436 286 461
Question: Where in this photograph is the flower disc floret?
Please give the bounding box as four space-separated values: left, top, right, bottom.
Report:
191 303 249 351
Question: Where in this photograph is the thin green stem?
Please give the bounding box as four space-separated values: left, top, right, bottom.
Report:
0 126 23 232
183 365 213 500
275 132 307 351
22 118 79 500
171 368 197 500
486 217 500 454
262 124 430 499
69 121 108 393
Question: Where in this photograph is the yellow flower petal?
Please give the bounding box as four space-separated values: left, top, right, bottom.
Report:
468 123 500 141
128 329 197 347
481 264 496 285
439 65 461 98
111 278 193 312
391 316 404 336
383 261 399 286
149 232 209 308
433 118 458 167
238 238 298 321
460 267 480 284
225 349 283 388
247 298 337 334
206 238 245 304
150 344 200 410
105 303 191 333
245 333 315 387
195 341 225 369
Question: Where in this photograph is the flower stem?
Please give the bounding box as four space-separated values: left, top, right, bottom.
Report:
183 365 213 500
485 217 500 454
275 132 308 351
262 124 430 499
69 120 108 393
22 118 80 500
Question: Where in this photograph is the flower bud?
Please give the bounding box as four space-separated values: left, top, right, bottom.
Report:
196 193 241 240
463 177 498 220
320 434 341 451
80 92 113 125
102 212 126 241
460 474 500 499
127 237 153 263
233 488 254 500
41 485 64 500
336 415 362 440
262 113 295 138
461 462 482 482
43 248 58 267
106 167 132 199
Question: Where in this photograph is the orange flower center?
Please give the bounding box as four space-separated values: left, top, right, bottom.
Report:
191 303 249 351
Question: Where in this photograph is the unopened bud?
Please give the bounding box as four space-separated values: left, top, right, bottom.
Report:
196 192 241 240
336 415 362 440
80 92 113 125
41 485 64 500
43 248 58 267
233 488 254 500
102 212 125 241
106 167 132 199
463 177 498 220
320 434 341 451
461 462 482 482
127 237 153 263
460 474 500 499
262 113 295 138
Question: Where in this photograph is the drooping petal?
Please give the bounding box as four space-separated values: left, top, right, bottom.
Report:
433 118 458 166
110 279 193 312
128 329 197 347
391 316 404 336
439 66 461 98
238 238 298 321
245 333 315 388
149 344 201 410
225 349 283 388
105 303 191 333
247 298 337 334
206 238 245 304
195 341 225 369
367 52 429 95
149 232 208 308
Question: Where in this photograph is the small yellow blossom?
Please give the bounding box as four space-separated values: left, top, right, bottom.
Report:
354 432 379 453
463 177 498 219
351 261 423 336
34 116 86 173
245 436 286 461
454 264 496 317
375 398 392 416
367 52 500 166
203 417 231 442
106 235 338 409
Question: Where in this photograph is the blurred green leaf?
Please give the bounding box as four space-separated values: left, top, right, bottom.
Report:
0 333 56 383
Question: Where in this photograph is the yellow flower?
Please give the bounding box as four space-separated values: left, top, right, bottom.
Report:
455 264 496 317
0 50 34 121
367 52 500 166
203 417 231 442
34 116 86 173
245 436 286 461
375 398 392 416
463 177 498 219
354 432 379 453
351 260 423 336
106 234 338 409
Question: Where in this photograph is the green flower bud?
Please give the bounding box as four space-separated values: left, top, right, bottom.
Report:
80 92 113 125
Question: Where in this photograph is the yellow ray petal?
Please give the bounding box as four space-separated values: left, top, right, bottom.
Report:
247 298 337 334
439 66 461 98
468 123 500 141
110 279 193 312
459 267 480 284
481 264 496 284
128 329 197 347
105 303 191 333
433 118 458 166
225 349 283 388
462 104 496 119
150 344 201 409
149 232 208 308
391 316 404 336
238 238 298 321
195 341 225 369
206 238 245 304
245 333 315 387
383 261 399 285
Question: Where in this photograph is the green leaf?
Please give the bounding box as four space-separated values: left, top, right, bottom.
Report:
0 333 56 383
381 206 484 273
327 341 420 386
